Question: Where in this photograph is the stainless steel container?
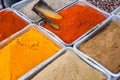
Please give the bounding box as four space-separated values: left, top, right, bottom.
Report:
0 8 30 48
0 23 65 80
11 0 78 23
38 0 110 47
18 47 111 80
112 6 120 17
74 16 120 79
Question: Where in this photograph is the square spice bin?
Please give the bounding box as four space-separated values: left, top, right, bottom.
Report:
0 8 30 48
85 0 120 14
11 0 78 23
38 0 109 47
0 24 64 80
112 6 120 17
74 16 120 78
112 77 119 80
18 47 111 80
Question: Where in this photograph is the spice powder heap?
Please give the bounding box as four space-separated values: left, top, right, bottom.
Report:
43 0 71 11
19 0 41 22
32 50 107 80
0 28 60 80
79 21 120 73
0 9 28 42
44 4 106 44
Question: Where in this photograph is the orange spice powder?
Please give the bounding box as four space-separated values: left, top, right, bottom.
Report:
0 28 61 80
0 9 29 42
44 4 106 44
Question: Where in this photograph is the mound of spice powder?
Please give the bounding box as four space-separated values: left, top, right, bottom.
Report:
44 4 106 44
19 0 41 22
0 28 60 80
32 50 107 80
79 21 120 73
0 9 28 42
87 0 120 13
43 0 71 11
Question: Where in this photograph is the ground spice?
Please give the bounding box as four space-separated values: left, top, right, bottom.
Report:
43 0 71 11
0 9 28 42
19 0 41 22
0 27 60 80
19 0 71 22
32 50 107 80
44 4 106 44
79 21 120 73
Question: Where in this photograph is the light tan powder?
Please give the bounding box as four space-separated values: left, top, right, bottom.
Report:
32 50 107 80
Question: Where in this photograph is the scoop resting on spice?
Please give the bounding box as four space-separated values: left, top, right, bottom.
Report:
33 0 62 30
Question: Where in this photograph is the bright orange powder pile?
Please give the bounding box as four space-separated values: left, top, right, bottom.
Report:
0 9 29 42
44 4 106 44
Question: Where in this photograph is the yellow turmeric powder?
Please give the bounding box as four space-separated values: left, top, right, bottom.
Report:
0 27 61 80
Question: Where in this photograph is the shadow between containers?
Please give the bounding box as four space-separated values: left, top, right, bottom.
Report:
74 16 120 79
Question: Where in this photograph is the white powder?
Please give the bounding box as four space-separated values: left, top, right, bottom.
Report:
19 0 41 22
43 0 71 10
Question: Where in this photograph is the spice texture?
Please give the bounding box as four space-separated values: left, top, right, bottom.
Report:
79 21 120 73
0 28 60 80
19 0 41 22
44 4 106 44
43 0 71 10
0 9 28 42
32 50 107 80
87 0 120 13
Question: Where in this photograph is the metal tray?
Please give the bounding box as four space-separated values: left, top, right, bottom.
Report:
0 8 30 48
11 0 78 23
74 16 120 78
5 23 64 49
0 24 64 80
112 6 120 17
38 0 110 47
18 47 111 80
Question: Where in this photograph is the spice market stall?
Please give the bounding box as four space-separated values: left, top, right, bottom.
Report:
0 0 120 80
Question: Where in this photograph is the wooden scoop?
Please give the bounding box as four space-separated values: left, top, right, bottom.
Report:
33 1 63 30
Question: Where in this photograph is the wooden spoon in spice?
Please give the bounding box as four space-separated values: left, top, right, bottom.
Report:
33 0 62 30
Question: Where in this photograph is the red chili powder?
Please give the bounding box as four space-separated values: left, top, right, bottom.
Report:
0 9 29 42
44 4 106 44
